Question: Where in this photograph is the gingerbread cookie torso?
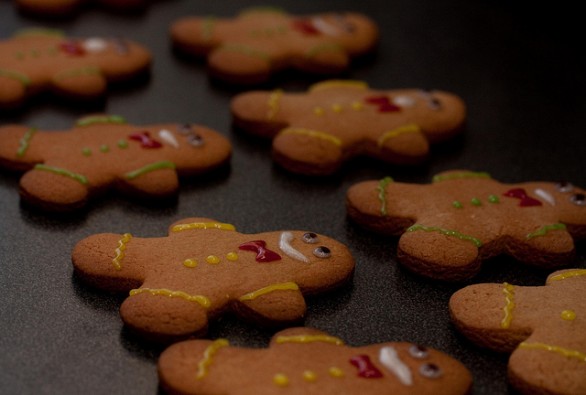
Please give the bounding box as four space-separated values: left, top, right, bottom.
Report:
171 8 378 84
231 80 466 175
346 170 586 281
0 30 151 109
450 269 586 395
72 218 355 341
158 327 473 395
0 116 231 210
14 0 148 15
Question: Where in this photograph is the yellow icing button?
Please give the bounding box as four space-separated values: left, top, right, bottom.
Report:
351 101 363 110
329 367 344 378
183 259 198 268
331 104 343 113
303 370 317 382
226 252 238 261
313 107 324 116
273 373 289 387
206 255 220 264
561 310 576 321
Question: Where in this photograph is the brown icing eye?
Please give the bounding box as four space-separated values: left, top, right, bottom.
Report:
302 232 319 244
188 134 204 147
556 181 574 193
570 193 586 206
177 123 192 135
313 246 331 258
419 363 442 379
409 344 429 359
429 97 441 110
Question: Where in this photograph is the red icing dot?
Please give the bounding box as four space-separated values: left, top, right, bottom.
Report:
365 96 401 112
349 355 383 378
238 240 282 262
128 131 162 149
59 41 85 56
503 188 542 207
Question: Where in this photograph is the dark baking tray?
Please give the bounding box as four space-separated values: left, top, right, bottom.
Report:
1 1 584 394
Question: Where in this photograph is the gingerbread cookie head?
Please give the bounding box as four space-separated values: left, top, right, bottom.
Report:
72 218 355 340
158 327 473 395
0 30 151 108
170 8 378 84
0 116 231 211
346 170 586 281
449 269 586 395
231 81 466 175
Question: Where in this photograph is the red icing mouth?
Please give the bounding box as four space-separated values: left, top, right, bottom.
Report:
239 240 282 262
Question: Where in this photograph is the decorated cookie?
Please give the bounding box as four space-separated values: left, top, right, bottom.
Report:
346 170 586 281
72 218 355 340
449 269 586 395
170 8 378 84
0 29 151 109
0 116 231 210
158 327 473 395
231 80 466 175
14 0 147 15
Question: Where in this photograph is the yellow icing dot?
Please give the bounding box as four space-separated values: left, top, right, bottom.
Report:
331 104 343 113
183 259 197 268
226 252 238 261
273 373 289 387
329 367 344 378
206 255 220 264
313 107 324 115
561 310 576 321
303 370 317 382
351 101 363 110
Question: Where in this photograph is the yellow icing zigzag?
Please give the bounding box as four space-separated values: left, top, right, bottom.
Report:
519 342 586 362
501 282 515 329
196 339 230 379
112 233 132 271
171 222 236 233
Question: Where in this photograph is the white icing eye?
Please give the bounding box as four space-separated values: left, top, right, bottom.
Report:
570 193 586 206
313 246 331 258
557 181 574 193
408 344 429 359
419 363 442 379
177 123 192 135
392 96 416 107
302 232 319 244
188 134 204 147
83 38 108 53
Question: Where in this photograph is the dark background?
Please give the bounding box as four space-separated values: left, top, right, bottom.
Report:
1 1 585 394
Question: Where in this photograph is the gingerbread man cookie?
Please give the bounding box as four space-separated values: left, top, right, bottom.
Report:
450 269 586 395
170 8 378 84
14 0 148 15
0 29 151 109
0 116 231 211
346 170 586 281
231 80 466 175
72 218 355 340
158 327 473 395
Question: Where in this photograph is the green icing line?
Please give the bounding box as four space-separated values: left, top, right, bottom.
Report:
34 164 88 185
218 44 271 62
124 161 176 180
14 28 64 38
239 6 286 16
16 127 37 158
305 43 344 59
432 171 491 183
407 224 482 248
377 176 393 216
526 223 567 240
76 115 127 127
54 67 100 81
0 68 31 86
201 17 216 41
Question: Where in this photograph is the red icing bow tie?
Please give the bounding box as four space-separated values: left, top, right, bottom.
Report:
129 131 162 148
239 240 282 262
60 41 85 56
503 188 542 207
291 19 321 35
364 96 401 113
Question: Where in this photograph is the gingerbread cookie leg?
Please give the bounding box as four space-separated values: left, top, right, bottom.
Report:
117 162 179 198
376 124 430 164
207 45 275 84
0 74 28 108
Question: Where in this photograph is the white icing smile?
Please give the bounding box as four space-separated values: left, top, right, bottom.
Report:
158 129 179 148
83 38 108 53
534 188 555 206
279 232 309 263
392 95 416 108
379 346 413 386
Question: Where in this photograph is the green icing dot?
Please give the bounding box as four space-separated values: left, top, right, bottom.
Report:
452 201 463 209
100 145 109 153
488 195 500 203
471 198 482 206
117 140 129 149
82 148 92 156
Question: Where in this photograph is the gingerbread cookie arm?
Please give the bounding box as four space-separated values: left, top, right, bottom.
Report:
0 73 28 108
49 66 107 99
116 160 179 198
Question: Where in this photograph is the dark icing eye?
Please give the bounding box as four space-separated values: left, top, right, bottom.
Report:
419 363 442 379
177 123 192 135
570 193 586 206
112 38 129 55
313 246 331 258
429 97 441 110
188 134 204 147
302 232 319 244
556 181 574 193
408 344 429 359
